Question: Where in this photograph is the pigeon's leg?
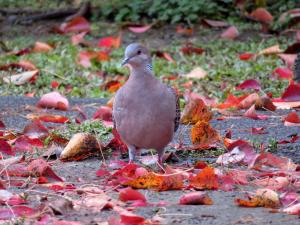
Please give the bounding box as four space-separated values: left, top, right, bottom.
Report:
128 144 137 164
157 148 166 172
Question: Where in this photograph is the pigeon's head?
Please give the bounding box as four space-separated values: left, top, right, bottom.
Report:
122 43 151 68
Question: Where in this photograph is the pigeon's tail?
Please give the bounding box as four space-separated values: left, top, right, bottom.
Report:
294 53 300 82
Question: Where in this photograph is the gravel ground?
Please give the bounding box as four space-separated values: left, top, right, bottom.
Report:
0 96 299 224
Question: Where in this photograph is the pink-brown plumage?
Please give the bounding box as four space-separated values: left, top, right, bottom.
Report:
113 43 179 165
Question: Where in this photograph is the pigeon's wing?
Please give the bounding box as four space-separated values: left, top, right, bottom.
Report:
294 53 300 82
167 86 180 132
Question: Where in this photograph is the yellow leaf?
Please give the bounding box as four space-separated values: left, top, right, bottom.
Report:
191 121 219 145
181 98 213 124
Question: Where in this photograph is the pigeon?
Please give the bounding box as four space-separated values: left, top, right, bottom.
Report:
113 43 180 166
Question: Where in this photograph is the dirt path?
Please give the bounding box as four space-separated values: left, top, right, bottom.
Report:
0 96 299 224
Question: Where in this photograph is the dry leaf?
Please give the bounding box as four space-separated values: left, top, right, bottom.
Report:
190 167 219 190
181 98 213 124
236 188 280 208
191 121 220 145
258 45 282 56
3 70 38 85
184 67 207 79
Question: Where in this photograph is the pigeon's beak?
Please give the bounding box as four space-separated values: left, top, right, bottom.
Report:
121 57 130 66
121 57 132 66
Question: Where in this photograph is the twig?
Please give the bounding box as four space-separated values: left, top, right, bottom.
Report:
41 69 69 81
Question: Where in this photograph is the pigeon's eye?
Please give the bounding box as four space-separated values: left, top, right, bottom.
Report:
137 50 142 55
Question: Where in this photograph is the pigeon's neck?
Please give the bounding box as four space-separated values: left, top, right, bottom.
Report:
129 62 155 80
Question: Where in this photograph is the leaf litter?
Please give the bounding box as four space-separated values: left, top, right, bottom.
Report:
0 10 300 224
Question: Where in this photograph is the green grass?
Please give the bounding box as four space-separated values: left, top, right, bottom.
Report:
0 21 294 101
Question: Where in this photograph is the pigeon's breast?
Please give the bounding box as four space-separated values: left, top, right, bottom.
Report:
113 80 176 149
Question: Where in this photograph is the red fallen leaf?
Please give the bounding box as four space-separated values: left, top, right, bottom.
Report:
58 16 90 34
194 161 208 169
112 163 138 178
128 24 152 33
6 162 29 177
0 181 5 189
176 26 193 35
273 67 293 80
71 31 88 45
155 51 175 63
2 195 27 206
250 8 273 23
77 50 109 68
179 191 213 205
190 167 219 190
280 192 299 207
32 41 53 53
25 92 35 97
220 26 239 40
7 48 31 56
107 129 128 154
217 93 248 109
52 221 83 225
95 169 110 177
119 187 146 202
278 54 297 68
98 36 121 48
93 106 112 121
0 205 37 220
202 19 229 27
281 84 300 101
239 53 254 60
23 120 49 139
251 127 267 135
3 70 38 86
0 140 14 155
37 91 69 110
277 135 300 144
284 203 300 215
219 174 236 191
27 113 69 123
0 120 5 128
250 152 297 171
27 158 63 182
244 105 269 120
284 112 300 125
37 176 49 184
51 81 59 88
181 43 204 55
120 211 145 225
0 60 37 71
14 135 43 152
236 79 261 90
217 139 256 165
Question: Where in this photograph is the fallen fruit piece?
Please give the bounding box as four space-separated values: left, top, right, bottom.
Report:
37 91 69 111
60 133 101 161
236 188 280 208
179 191 213 205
